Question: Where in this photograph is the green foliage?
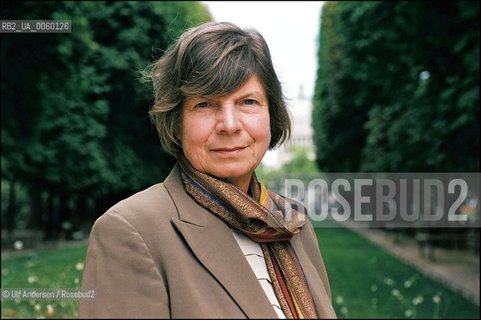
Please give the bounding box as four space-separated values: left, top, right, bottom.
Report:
280 146 319 174
1 2 211 233
256 147 319 187
312 1 480 172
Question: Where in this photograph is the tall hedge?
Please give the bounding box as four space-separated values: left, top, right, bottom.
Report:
312 1 479 172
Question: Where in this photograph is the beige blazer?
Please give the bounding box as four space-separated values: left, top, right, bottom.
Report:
79 165 337 319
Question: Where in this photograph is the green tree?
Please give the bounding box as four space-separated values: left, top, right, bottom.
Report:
312 1 479 172
280 146 319 174
1 1 211 239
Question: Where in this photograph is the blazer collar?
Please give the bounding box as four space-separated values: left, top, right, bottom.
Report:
164 164 278 318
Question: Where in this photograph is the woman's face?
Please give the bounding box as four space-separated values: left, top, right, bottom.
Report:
180 74 271 192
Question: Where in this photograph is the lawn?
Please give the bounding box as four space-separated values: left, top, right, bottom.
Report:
1 244 87 318
315 221 480 319
1 225 479 319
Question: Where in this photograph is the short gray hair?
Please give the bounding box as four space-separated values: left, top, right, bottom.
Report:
143 21 291 156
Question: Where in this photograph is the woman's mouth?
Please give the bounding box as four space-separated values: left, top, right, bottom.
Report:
212 146 247 156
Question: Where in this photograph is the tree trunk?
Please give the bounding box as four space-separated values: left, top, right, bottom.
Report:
6 181 16 231
26 186 42 229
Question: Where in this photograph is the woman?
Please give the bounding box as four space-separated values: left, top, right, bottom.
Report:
79 21 336 319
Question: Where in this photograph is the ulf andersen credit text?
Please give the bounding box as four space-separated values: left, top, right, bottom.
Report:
1 288 95 300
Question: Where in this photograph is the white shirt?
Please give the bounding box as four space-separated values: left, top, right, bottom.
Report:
232 230 286 319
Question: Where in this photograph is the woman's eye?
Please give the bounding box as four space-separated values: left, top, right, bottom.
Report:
195 101 210 108
244 99 257 105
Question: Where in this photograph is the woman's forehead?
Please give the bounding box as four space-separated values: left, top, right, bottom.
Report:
197 74 267 99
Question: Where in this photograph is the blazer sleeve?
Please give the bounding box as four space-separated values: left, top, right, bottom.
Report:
78 211 169 319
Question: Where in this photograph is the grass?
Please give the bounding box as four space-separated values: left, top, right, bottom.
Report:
1 226 479 319
1 244 87 318
315 221 480 319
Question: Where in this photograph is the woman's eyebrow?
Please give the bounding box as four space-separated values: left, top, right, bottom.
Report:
236 91 265 100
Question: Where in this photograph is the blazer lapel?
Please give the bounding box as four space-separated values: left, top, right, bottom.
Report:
164 165 277 319
291 234 337 318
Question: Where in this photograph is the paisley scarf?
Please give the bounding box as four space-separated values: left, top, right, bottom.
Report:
178 156 318 319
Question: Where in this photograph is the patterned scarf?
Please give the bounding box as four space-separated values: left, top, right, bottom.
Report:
178 156 318 319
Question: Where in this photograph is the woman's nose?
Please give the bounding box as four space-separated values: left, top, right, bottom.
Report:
215 104 242 135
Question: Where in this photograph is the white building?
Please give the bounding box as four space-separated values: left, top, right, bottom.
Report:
262 87 315 169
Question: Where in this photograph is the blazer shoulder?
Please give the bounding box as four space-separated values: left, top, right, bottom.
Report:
105 182 178 225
